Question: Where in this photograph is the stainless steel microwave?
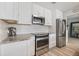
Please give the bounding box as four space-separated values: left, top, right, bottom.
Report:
32 15 45 25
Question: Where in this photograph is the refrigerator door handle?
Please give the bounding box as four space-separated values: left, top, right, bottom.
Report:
62 20 66 36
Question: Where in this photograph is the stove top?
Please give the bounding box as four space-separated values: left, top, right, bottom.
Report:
32 33 49 35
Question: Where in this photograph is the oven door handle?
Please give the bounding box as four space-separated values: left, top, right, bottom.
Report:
36 37 49 41
36 45 48 51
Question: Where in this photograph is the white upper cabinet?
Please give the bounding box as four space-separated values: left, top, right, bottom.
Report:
18 2 32 24
33 4 52 26
38 5 44 17
33 4 44 17
45 9 52 25
32 4 39 17
0 2 53 25
0 2 16 20
13 2 19 20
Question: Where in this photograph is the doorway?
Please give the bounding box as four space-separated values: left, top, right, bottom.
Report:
67 14 79 48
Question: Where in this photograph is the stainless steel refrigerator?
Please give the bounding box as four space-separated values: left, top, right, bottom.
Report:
56 19 66 48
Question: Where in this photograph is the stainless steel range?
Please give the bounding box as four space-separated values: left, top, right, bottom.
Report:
35 33 49 56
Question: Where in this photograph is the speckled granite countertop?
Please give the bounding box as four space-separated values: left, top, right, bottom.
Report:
1 34 34 44
0 32 49 44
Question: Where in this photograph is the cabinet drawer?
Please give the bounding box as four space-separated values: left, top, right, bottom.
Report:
49 40 56 44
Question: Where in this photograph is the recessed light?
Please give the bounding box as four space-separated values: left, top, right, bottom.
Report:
51 2 56 4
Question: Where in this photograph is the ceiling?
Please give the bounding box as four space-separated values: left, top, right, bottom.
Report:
54 2 79 12
68 13 79 19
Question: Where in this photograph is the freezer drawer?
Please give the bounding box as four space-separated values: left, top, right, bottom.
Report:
56 36 66 48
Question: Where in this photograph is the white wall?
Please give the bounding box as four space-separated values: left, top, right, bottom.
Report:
0 20 8 42
63 11 70 44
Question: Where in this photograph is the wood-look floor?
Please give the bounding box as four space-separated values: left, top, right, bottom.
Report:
41 38 79 56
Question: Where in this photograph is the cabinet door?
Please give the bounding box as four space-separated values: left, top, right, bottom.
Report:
49 34 56 49
33 4 39 17
33 4 44 17
18 2 32 24
28 36 35 56
1 41 28 56
0 3 14 19
13 2 19 20
38 6 44 17
45 9 52 25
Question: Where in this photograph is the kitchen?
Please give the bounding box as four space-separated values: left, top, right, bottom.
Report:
0 2 57 56
0 2 79 56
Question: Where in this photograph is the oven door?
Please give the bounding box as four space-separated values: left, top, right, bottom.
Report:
35 38 49 56
36 37 49 50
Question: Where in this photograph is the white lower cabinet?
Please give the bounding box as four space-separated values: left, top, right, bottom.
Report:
1 41 28 56
28 36 35 56
49 33 56 49
0 36 35 56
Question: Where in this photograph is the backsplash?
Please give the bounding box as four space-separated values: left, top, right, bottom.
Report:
8 24 49 34
0 20 8 42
